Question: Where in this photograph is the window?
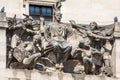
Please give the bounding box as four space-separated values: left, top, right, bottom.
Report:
29 5 53 21
42 7 52 16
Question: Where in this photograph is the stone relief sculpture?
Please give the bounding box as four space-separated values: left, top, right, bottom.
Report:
69 20 114 76
6 1 115 77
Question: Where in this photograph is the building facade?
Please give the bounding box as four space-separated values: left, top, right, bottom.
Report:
0 0 61 22
0 0 120 24
0 0 120 79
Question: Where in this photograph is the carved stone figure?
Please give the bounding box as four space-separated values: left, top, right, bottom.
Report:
6 3 115 76
87 22 113 75
69 20 114 75
53 1 62 22
10 35 41 69
102 39 113 76
44 11 72 70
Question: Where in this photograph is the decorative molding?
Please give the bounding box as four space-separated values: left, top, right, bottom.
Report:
0 12 8 28
114 22 120 38
26 0 60 3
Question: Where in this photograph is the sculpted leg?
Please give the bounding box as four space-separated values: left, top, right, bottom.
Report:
23 53 41 65
83 57 92 74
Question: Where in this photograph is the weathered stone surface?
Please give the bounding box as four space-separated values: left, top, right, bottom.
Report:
85 75 118 80
112 41 120 78
61 0 120 24
0 12 7 69
0 69 119 80
0 28 6 68
112 22 120 78
0 12 7 28
0 0 120 24
0 1 119 80
114 23 120 37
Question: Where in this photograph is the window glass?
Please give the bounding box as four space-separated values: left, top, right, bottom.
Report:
35 7 40 15
42 7 47 16
29 6 34 15
42 7 52 16
29 5 53 21
47 8 52 16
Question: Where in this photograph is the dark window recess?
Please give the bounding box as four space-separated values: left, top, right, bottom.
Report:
42 7 52 16
29 5 53 21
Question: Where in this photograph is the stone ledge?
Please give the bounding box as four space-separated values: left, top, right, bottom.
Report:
28 0 60 3
0 21 8 28
0 69 119 80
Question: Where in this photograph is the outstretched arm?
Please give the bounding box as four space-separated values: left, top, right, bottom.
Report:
87 30 113 40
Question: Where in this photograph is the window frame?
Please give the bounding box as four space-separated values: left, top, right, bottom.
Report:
29 4 53 21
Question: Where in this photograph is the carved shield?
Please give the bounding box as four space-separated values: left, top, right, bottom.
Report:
13 47 31 62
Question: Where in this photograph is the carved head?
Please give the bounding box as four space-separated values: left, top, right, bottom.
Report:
23 16 33 26
33 35 41 44
54 11 62 23
89 21 98 30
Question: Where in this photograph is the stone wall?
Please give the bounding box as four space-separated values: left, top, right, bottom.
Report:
61 0 120 25
0 1 120 79
0 0 25 18
0 12 7 68
0 0 120 24
0 69 118 80
0 0 58 19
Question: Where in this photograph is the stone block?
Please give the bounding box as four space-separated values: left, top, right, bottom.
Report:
85 75 118 80
112 22 120 78
112 39 120 78
0 28 6 68
0 12 7 28
0 69 119 80
0 12 7 69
